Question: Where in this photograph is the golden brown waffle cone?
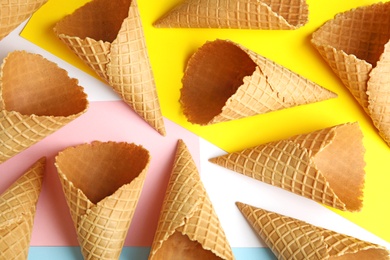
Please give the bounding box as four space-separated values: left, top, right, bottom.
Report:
0 0 47 40
210 122 365 211
181 39 337 125
236 202 390 260
311 2 390 145
0 157 45 259
367 40 390 146
149 140 234 260
54 0 166 136
0 51 88 163
153 0 308 29
55 141 150 260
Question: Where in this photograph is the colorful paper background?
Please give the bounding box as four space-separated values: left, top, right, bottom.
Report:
20 0 390 245
0 102 200 247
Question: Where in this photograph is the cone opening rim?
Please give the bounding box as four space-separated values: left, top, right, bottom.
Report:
55 141 150 204
311 1 390 67
53 0 132 43
1 51 89 117
180 39 257 125
312 122 365 212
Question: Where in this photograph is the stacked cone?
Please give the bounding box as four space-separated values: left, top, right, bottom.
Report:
0 157 45 259
0 51 88 163
149 140 234 260
181 39 337 125
54 0 166 136
55 141 150 260
236 202 390 260
0 0 47 40
210 122 366 211
154 0 309 29
311 2 390 146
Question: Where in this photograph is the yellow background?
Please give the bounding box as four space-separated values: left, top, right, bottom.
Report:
21 0 390 242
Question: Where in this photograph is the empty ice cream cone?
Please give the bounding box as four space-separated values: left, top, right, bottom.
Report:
0 0 47 40
54 0 166 136
154 0 309 29
0 51 88 164
210 122 365 211
181 39 337 125
236 202 390 260
0 157 45 259
368 40 390 147
55 141 150 260
149 140 234 260
311 2 390 146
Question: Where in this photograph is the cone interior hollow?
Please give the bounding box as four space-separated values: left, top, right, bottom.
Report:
56 142 149 204
1 51 87 117
181 40 257 125
312 2 390 66
153 231 222 260
54 0 131 42
313 123 365 211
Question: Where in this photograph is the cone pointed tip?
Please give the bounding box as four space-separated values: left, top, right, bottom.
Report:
29 157 46 179
152 20 163 28
34 157 46 176
157 125 167 136
235 201 246 211
174 139 192 160
36 156 47 165
208 157 217 164
209 156 220 165
176 139 186 150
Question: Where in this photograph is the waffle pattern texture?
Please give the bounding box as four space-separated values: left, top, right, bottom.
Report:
0 51 88 163
210 122 365 211
237 202 390 260
149 140 234 260
180 39 336 125
0 0 47 40
0 158 45 259
55 141 150 260
54 0 166 136
154 0 308 29
311 2 390 146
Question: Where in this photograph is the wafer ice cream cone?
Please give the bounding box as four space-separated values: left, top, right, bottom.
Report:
0 0 47 40
236 202 390 260
0 51 88 164
210 122 365 211
181 39 336 125
149 140 234 260
0 157 45 259
53 0 166 136
55 141 150 260
154 0 308 29
368 40 390 147
311 2 390 146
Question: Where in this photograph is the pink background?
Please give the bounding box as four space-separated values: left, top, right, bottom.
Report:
0 100 200 246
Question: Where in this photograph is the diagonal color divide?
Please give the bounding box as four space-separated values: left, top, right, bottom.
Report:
19 0 390 246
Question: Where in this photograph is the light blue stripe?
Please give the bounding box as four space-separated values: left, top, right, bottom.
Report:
233 247 276 259
28 247 276 259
